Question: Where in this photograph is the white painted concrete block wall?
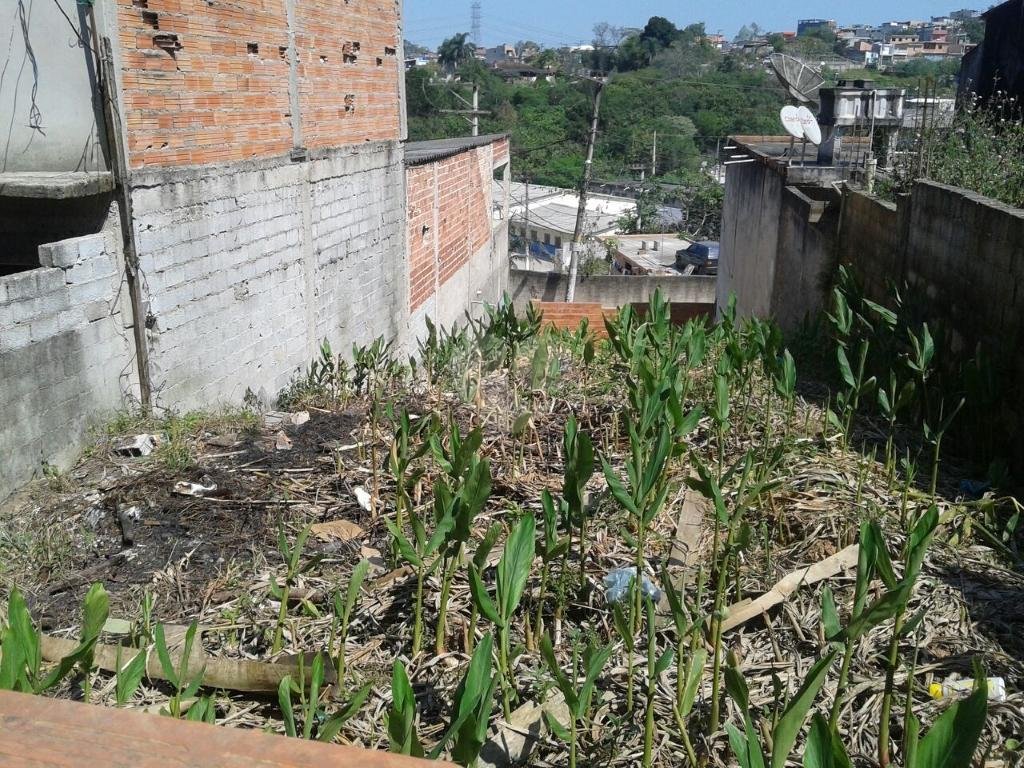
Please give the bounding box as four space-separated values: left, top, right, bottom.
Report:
130 141 407 409
0 229 136 496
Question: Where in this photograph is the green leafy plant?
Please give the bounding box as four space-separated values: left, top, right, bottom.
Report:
535 490 570 646
270 525 318 654
724 648 838 768
541 632 614 768
386 497 453 656
687 451 780 731
387 659 424 757
114 646 148 706
560 415 595 581
155 620 206 719
825 519 899 729
279 653 371 741
469 513 536 718
429 423 492 655
330 558 370 682
0 583 108 699
662 566 705 767
429 632 498 765
877 505 939 767
806 663 989 768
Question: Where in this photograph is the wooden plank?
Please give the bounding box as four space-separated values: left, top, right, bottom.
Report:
0 690 454 768
720 544 859 633
666 486 708 572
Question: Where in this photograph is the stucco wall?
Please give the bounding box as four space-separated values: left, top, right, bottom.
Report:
0 0 108 172
718 159 784 320
722 156 1024 469
772 186 840 330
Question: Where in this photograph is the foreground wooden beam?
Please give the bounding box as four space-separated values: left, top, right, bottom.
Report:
0 690 452 768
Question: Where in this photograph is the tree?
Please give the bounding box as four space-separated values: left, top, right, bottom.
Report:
960 17 985 44
592 22 630 48
404 40 431 58
438 33 476 72
640 16 680 48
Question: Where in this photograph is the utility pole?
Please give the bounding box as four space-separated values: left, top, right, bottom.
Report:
565 77 605 302
438 83 489 136
651 130 657 178
472 85 479 136
524 176 531 268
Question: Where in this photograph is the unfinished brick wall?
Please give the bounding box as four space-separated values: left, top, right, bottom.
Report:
407 138 508 313
406 163 436 313
295 0 401 150
115 0 401 168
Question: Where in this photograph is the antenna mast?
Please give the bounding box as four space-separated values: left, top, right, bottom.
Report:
470 1 482 46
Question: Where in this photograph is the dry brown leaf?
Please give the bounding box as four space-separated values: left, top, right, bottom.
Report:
310 519 364 542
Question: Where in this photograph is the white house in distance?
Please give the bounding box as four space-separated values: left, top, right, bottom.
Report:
496 181 636 271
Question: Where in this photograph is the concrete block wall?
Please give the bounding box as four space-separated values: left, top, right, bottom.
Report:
111 0 408 408
311 144 406 353
0 226 136 497
406 139 510 343
130 142 405 408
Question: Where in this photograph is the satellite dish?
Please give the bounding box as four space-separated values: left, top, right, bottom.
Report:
769 53 824 106
780 106 804 140
796 106 822 145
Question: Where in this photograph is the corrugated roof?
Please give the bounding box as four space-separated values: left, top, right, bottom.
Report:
404 134 508 166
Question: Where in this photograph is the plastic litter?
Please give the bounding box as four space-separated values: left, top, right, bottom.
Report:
353 486 373 512
173 478 218 497
958 479 990 498
929 677 1006 702
603 567 662 605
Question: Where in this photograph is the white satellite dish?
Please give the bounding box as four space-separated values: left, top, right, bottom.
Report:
780 106 804 140
796 106 822 145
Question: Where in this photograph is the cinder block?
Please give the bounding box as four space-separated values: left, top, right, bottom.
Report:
38 239 81 269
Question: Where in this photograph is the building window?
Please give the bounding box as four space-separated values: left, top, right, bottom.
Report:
555 236 562 248
543 233 550 245
530 229 538 241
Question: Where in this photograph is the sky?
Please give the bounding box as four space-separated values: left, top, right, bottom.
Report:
403 0 976 48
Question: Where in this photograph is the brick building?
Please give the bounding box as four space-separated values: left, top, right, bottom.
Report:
0 0 507 498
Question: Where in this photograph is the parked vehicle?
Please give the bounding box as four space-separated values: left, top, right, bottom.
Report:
675 241 719 275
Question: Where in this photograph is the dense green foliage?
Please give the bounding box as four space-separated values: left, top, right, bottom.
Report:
406 19 785 190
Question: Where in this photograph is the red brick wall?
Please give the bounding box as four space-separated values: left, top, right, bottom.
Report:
116 0 400 168
532 302 614 337
407 139 507 312
294 0 401 150
406 164 435 313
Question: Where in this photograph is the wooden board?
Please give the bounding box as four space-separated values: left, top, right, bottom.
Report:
0 689 453 768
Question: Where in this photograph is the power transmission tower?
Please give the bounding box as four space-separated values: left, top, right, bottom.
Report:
470 1 482 46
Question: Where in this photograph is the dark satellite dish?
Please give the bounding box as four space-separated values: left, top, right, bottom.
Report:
769 53 824 106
